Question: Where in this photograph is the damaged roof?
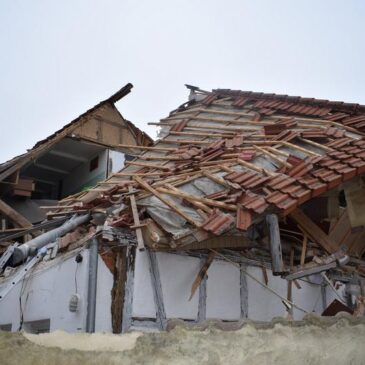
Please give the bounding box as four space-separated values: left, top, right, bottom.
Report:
53 85 365 256
0 83 152 183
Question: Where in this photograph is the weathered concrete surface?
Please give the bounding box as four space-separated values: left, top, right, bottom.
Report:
1 314 364 365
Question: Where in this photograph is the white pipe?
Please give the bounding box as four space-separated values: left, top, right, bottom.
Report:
11 214 90 265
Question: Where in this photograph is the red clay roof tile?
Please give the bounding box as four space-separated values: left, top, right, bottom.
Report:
236 206 252 230
201 209 235 235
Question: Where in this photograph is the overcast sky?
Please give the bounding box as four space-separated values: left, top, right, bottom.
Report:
1 0 365 162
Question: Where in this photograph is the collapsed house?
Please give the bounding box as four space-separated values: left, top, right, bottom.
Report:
0 85 365 334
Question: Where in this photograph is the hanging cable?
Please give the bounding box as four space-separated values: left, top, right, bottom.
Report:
210 249 309 314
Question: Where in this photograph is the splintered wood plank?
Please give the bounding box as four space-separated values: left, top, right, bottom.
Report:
290 208 338 254
158 184 236 211
118 144 176 152
166 184 213 214
128 186 145 251
134 177 198 226
189 252 216 300
125 161 172 171
0 199 32 228
287 248 295 315
300 233 308 266
254 145 293 168
261 265 269 285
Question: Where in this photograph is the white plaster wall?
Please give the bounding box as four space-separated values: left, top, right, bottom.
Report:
247 268 325 321
95 255 114 332
247 266 288 321
292 278 323 318
132 250 156 318
109 150 125 174
130 252 335 325
206 260 241 320
157 253 200 320
0 249 113 333
0 249 89 332
62 150 108 197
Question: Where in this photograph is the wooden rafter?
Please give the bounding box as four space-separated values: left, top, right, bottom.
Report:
0 199 32 228
290 208 338 254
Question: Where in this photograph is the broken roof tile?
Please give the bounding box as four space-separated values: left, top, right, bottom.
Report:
276 196 297 214
266 191 290 205
340 160 365 176
286 154 303 167
170 119 189 132
268 175 296 190
237 151 256 161
244 175 271 189
287 161 313 178
201 94 218 106
244 196 269 214
236 206 252 230
225 135 244 148
232 96 250 107
290 187 312 205
201 209 235 235
263 124 286 136
326 138 352 148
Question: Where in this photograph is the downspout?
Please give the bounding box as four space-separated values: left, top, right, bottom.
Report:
86 237 99 333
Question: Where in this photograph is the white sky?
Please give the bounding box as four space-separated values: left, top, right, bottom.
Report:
1 0 365 162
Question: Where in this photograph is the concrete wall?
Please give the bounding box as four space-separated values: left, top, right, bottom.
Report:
0 249 113 333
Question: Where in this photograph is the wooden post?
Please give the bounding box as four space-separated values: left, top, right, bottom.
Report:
197 258 207 323
300 234 308 266
266 214 285 275
128 186 145 251
189 252 215 300
240 263 248 319
111 247 127 333
121 246 136 333
287 248 295 317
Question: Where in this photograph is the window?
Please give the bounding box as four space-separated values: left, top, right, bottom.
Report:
89 156 99 172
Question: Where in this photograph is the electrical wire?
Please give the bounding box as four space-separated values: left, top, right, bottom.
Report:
74 263 79 294
210 249 309 314
18 263 36 331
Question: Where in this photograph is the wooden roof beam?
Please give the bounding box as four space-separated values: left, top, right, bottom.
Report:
0 199 33 228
